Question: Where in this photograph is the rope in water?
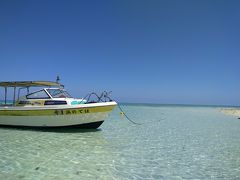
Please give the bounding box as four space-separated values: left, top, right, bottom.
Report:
117 104 142 125
81 91 165 125
117 104 166 125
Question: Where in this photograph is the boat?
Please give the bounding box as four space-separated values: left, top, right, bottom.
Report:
0 81 117 128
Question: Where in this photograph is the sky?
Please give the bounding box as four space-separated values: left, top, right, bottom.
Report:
0 0 240 105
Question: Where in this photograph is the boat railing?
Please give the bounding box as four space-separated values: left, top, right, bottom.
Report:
82 91 113 104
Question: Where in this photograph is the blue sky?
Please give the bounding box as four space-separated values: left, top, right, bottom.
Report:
0 0 240 105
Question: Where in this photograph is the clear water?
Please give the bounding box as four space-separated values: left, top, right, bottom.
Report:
0 104 240 179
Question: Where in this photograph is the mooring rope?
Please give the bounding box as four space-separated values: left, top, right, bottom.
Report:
117 104 167 125
81 91 166 125
117 104 142 125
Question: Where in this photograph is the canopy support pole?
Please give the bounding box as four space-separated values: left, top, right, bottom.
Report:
4 87 7 105
13 87 16 106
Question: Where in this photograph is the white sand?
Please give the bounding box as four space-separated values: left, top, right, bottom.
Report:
220 108 240 117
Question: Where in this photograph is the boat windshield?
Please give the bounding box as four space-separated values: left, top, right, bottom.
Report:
26 90 50 99
47 89 72 98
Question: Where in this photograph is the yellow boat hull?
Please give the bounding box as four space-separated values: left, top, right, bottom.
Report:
0 102 116 128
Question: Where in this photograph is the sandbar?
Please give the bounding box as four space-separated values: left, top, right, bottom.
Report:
220 108 240 118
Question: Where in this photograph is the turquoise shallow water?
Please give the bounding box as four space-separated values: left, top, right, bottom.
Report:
0 104 240 179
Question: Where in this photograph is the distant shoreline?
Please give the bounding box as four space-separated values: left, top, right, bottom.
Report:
0 100 239 109
221 108 240 117
119 102 240 108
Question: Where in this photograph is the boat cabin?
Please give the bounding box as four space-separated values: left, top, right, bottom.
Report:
0 81 86 106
